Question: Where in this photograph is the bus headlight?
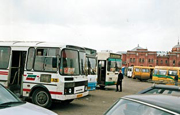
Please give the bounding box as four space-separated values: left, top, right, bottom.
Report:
69 88 72 93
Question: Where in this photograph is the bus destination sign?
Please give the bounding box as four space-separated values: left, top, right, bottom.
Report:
110 53 121 59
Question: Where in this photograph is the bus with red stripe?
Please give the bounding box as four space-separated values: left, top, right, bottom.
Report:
0 41 88 108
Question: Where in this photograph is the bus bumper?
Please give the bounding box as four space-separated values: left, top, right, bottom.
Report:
55 91 89 100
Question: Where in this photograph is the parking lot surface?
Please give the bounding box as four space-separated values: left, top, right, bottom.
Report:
50 76 153 115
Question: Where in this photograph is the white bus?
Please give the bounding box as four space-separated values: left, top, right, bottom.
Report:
84 47 97 91
97 52 122 89
127 66 133 78
0 41 88 108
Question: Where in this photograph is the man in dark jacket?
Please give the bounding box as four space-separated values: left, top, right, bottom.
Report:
116 70 123 92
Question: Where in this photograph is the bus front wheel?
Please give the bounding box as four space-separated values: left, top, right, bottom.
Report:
32 89 52 108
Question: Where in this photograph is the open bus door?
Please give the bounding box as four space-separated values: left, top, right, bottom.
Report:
98 60 106 88
8 51 26 97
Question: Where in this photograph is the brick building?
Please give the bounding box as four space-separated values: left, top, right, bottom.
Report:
119 42 180 67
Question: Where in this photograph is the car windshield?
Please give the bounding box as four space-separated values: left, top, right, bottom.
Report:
0 85 22 105
105 99 172 115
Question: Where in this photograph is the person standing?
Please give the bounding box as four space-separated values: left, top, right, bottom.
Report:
116 70 123 92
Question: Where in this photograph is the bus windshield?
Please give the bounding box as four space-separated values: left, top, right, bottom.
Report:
87 57 96 75
107 58 122 72
60 49 79 75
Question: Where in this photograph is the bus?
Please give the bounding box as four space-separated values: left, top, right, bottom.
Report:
0 41 88 108
97 52 122 88
152 66 180 85
127 66 133 78
132 66 154 81
84 47 97 91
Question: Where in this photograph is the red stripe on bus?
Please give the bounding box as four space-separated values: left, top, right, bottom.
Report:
23 89 62 95
0 71 8 75
23 89 31 92
50 91 63 95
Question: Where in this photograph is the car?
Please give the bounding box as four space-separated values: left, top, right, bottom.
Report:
0 84 57 115
104 94 180 115
137 84 180 95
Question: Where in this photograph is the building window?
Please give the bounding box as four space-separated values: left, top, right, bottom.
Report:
151 59 154 63
148 59 150 63
130 58 132 63
156 60 158 64
161 60 163 64
142 58 144 63
133 58 135 62
139 58 141 62
173 60 175 65
166 60 168 64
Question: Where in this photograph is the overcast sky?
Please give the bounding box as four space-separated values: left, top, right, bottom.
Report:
0 0 180 52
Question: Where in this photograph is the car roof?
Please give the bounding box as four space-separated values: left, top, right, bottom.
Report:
122 95 180 114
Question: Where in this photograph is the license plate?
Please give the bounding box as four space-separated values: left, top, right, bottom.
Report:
77 94 83 98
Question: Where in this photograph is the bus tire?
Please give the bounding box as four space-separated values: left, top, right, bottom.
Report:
32 89 52 108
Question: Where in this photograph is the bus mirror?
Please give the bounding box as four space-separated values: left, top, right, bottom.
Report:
52 58 57 68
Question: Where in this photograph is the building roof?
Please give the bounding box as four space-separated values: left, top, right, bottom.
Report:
131 44 146 51
173 41 180 48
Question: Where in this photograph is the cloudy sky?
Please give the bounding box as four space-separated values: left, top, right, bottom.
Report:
0 0 180 52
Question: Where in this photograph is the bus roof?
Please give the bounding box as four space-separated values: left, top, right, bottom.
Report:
154 66 180 70
0 41 85 50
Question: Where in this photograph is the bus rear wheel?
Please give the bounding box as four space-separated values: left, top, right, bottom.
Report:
32 89 52 108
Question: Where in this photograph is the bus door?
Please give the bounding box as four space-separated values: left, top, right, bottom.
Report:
8 51 26 96
98 60 106 86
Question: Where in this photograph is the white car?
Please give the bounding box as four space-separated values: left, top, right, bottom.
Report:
0 84 57 115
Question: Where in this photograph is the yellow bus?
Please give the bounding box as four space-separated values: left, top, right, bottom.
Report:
132 66 154 81
152 66 180 85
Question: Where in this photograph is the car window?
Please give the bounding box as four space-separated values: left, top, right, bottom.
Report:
144 89 180 95
105 99 172 115
0 85 21 104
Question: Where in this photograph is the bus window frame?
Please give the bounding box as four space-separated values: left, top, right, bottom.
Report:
33 47 59 73
0 46 11 70
168 70 178 76
26 47 35 71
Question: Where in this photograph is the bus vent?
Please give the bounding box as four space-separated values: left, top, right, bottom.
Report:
64 78 74 81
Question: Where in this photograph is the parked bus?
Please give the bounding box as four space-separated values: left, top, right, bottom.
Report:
97 52 122 88
152 66 180 85
0 41 88 108
84 47 97 91
127 66 133 78
132 66 154 81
